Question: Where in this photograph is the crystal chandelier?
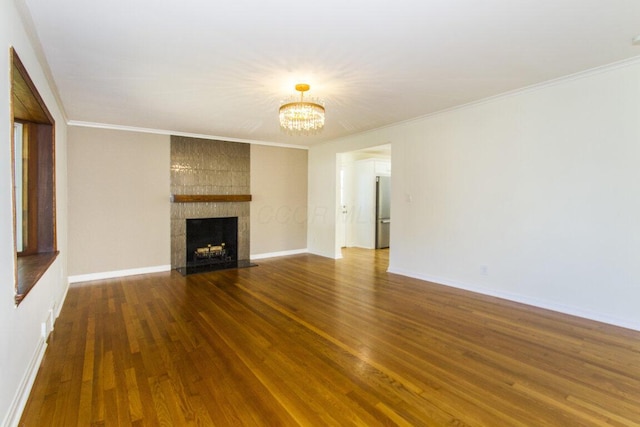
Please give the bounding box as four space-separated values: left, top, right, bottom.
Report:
279 83 325 133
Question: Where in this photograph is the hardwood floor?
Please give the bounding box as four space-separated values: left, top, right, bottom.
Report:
20 248 640 426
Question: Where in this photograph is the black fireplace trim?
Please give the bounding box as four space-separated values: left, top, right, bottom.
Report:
180 216 256 275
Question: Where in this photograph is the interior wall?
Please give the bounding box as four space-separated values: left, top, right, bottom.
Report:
308 59 640 330
0 0 69 424
67 126 170 276
250 144 307 256
67 127 309 274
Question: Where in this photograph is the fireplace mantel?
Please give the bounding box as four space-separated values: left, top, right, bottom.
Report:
171 194 252 203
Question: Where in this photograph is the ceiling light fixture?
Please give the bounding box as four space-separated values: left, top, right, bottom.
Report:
279 83 325 134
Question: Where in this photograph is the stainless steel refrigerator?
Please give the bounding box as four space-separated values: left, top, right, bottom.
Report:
375 176 391 249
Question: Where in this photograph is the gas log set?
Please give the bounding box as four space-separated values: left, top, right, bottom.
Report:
193 243 231 264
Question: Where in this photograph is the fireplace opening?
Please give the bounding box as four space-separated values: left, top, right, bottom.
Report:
187 216 237 264
178 216 255 275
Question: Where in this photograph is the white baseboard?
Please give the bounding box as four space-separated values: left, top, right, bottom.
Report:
387 267 640 332
2 337 47 427
56 280 70 318
68 264 172 284
251 248 308 260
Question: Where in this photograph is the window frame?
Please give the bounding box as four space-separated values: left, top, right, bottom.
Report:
10 47 58 304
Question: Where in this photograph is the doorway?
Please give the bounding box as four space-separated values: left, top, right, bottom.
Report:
337 144 391 251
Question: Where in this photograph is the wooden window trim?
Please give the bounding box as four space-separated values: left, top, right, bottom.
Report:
11 48 58 304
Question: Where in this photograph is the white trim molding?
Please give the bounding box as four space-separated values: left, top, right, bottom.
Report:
67 121 309 150
323 54 640 147
2 338 47 427
251 248 308 260
68 265 172 284
386 267 640 333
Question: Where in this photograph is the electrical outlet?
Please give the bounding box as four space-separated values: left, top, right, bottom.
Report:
480 265 488 276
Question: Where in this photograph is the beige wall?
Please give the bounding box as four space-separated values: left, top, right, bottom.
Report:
67 127 171 276
250 145 307 256
67 127 308 274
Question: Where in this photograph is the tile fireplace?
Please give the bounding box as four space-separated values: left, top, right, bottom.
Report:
170 136 252 273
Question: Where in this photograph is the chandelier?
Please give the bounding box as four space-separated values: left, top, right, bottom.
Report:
279 83 325 133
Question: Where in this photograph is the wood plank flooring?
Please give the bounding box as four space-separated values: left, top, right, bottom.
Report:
20 248 640 426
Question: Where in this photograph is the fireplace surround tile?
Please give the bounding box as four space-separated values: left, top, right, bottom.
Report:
170 136 250 268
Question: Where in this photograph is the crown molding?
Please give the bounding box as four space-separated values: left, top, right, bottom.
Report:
67 120 310 150
320 54 640 147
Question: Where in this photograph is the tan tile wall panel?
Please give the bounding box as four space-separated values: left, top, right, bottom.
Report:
170 136 250 268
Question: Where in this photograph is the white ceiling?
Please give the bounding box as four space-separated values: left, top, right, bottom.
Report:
21 0 640 147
